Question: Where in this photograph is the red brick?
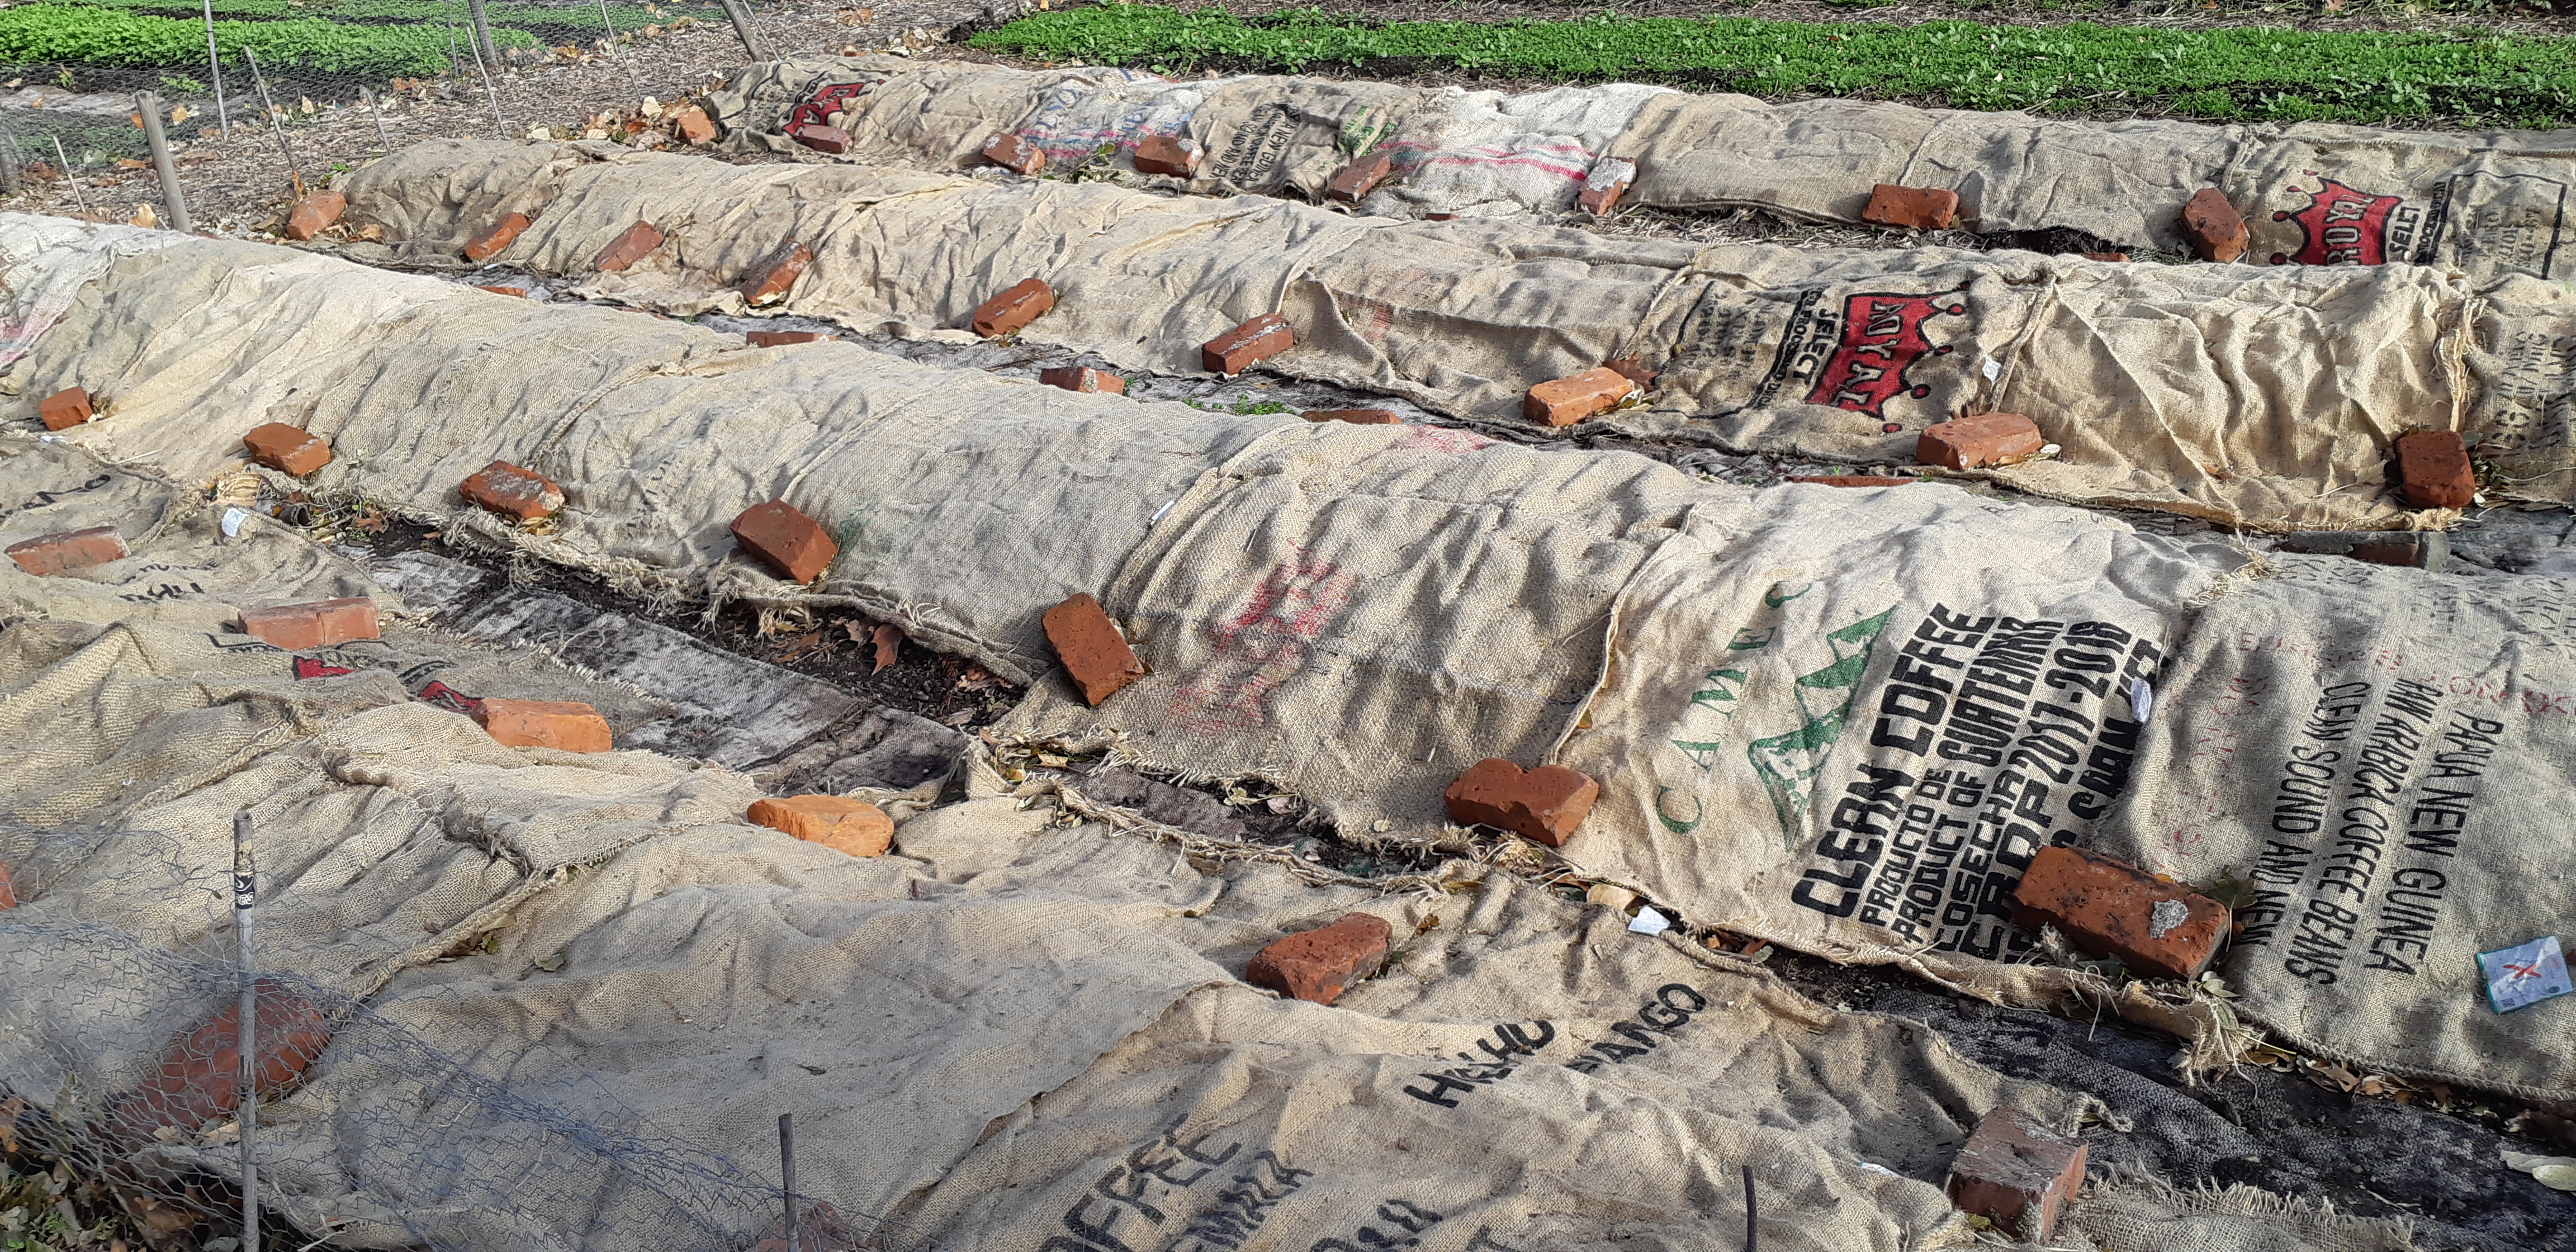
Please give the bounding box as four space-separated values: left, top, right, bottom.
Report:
1578 156 1636 215
1426 212 1458 221
2394 429 2475 510
1522 366 1635 427
39 386 92 430
239 597 380 650
737 240 812 306
1443 758 1599 848
2179 188 2247 263
730 498 839 584
593 220 664 272
1133 134 1201 177
1244 913 1393 1006
109 981 334 1139
1604 356 1658 390
671 103 717 144
1788 475 1914 488
282 191 345 241
1915 412 2044 471
1039 365 1125 395
1201 314 1294 375
2011 845 2227 980
1043 592 1145 706
474 283 530 297
972 277 1055 338
6 526 126 576
747 795 892 856
1945 1108 2086 1241
462 211 530 263
2081 252 2130 263
1303 409 1400 425
1863 183 1960 231
475 698 612 753
982 132 1045 175
242 422 333 476
790 122 849 154
746 330 830 347
459 460 565 520
1326 151 1393 203
0 862 17 910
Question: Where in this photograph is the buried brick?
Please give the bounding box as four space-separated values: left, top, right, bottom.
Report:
475 283 531 297
6 526 126 576
746 330 830 347
730 499 839 584
593 220 665 272
2394 429 2475 510
972 277 1055 338
0 862 15 909
737 241 812 306
1788 475 1914 488
2011 845 2228 981
748 795 893 857
1862 183 1959 231
1133 134 1202 177
1945 1108 2086 1241
1578 157 1636 215
460 460 565 520
2081 252 2130 263
239 597 380 650
1444 758 1599 848
462 211 531 262
1244 912 1393 1006
109 980 335 1140
982 132 1045 175
1915 412 2044 471
475 698 612 753
1604 357 1658 390
1326 151 1393 202
39 386 92 430
1043 592 1147 706
2180 188 2248 263
283 191 345 241
242 422 333 476
1303 408 1401 425
1523 366 1635 427
1202 314 1295 375
790 122 849 154
1040 365 1125 395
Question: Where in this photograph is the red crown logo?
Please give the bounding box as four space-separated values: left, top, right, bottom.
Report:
1804 291 1967 422
2269 178 2404 267
788 81 874 131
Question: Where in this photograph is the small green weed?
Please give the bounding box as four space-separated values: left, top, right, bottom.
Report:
1186 396 1292 415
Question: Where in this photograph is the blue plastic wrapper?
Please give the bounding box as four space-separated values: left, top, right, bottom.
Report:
2478 936 2572 1014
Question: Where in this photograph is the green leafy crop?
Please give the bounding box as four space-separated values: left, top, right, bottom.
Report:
48 0 665 35
0 4 539 75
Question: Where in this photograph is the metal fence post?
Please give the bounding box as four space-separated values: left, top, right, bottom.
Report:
240 47 306 198
359 86 394 151
465 0 501 74
234 810 261 1252
51 136 87 214
0 120 22 198
201 0 230 139
716 0 772 60
135 91 193 232
779 1112 799 1252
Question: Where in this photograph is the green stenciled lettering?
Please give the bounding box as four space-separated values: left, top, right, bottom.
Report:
1671 740 1727 772
1654 786 1704 834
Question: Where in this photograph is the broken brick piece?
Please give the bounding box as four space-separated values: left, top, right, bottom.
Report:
6 526 126 576
39 386 93 430
1043 592 1146 706
730 498 839 584
1039 365 1125 395
1303 408 1401 425
239 597 381 651
459 460 565 521
981 132 1045 175
2179 188 2248 263
1201 314 1294 375
1244 912 1393 1006
2394 429 2475 510
972 277 1056 338
0 862 16 910
242 422 333 476
1133 134 1202 177
475 698 612 753
283 191 346 241
1788 475 1915 488
1443 758 1599 848
1578 157 1637 215
1522 366 1635 427
108 980 334 1140
1604 357 1658 390
749 794 894 857
1946 1108 2086 1242
2081 252 2130 263
462 211 531 262
737 240 812 306
790 122 849 154
1326 151 1393 203
746 330 830 347
671 103 717 144
474 283 530 297
1862 183 1960 231
1915 412 2045 471
593 220 664 272
2011 845 2228 980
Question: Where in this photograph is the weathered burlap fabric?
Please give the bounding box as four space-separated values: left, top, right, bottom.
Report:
335 147 2576 530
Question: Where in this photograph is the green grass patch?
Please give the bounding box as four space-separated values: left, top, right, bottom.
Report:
49 0 669 36
970 4 2576 127
0 3 539 75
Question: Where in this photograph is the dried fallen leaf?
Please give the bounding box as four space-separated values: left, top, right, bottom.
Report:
129 203 157 228
872 622 902 673
115 157 150 169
